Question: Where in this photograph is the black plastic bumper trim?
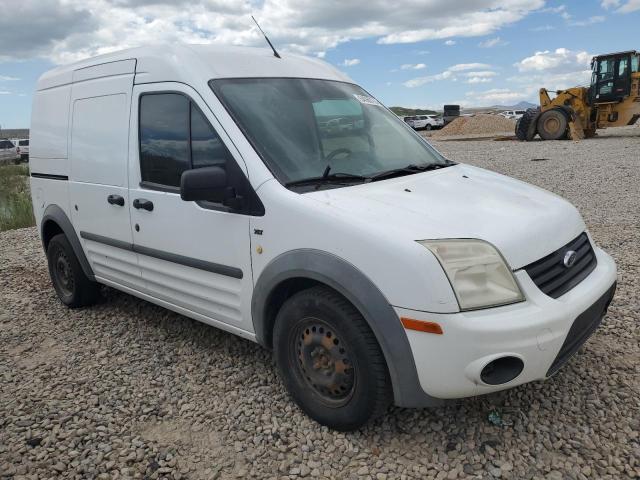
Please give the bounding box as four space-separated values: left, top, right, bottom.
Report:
546 282 616 377
31 173 69 181
80 231 243 279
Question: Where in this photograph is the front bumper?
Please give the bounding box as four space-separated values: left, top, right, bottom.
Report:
397 246 617 399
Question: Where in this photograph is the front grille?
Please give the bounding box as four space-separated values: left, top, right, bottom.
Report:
524 233 597 299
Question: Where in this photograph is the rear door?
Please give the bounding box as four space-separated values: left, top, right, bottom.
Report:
127 82 254 333
69 60 143 291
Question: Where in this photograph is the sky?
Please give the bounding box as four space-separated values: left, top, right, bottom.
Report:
0 0 638 128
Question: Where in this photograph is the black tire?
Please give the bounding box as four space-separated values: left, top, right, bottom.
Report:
515 107 540 141
537 109 568 140
425 124 432 131
47 234 100 308
273 286 392 431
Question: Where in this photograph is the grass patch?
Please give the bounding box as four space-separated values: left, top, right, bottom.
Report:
0 163 35 231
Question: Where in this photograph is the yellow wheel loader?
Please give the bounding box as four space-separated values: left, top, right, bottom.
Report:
516 50 640 141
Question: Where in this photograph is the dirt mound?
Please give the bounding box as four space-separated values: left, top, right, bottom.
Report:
433 114 516 137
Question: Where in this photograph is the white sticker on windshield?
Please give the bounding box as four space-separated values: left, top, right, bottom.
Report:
353 94 382 106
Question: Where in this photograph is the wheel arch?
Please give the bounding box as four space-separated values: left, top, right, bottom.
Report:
41 204 95 281
252 249 443 407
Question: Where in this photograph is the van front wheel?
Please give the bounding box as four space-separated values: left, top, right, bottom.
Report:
47 234 100 308
273 286 391 431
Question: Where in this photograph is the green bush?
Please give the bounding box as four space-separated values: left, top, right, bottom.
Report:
0 164 35 231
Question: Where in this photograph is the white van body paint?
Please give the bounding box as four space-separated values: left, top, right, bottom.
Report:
30 44 617 404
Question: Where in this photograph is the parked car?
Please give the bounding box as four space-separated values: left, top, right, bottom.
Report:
401 115 417 128
31 45 617 431
401 115 441 130
415 115 443 130
500 110 526 120
11 138 29 160
0 139 20 164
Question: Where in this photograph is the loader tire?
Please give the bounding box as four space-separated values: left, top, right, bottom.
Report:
515 107 540 141
537 109 568 140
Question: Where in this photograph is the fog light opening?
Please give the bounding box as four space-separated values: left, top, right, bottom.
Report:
480 356 524 385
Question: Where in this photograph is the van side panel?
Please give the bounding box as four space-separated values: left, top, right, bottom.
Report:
30 85 72 176
70 94 129 186
68 67 141 290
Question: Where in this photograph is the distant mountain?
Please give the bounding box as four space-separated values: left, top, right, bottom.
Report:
389 106 438 116
492 101 537 110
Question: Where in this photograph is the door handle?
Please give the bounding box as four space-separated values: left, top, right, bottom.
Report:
107 194 125 206
133 198 154 211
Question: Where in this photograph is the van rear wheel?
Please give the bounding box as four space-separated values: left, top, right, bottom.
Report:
47 234 100 308
273 286 391 431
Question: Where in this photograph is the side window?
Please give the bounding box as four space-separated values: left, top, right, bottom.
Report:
139 93 233 188
618 58 629 77
632 55 639 73
140 94 190 187
190 106 232 169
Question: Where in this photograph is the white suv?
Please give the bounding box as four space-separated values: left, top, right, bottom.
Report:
501 110 526 120
415 114 443 130
0 139 20 164
30 45 617 431
11 138 29 160
402 115 442 130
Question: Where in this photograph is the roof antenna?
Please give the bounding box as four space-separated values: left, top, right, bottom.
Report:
252 16 281 59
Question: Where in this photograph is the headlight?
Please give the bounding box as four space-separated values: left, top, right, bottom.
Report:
418 239 524 311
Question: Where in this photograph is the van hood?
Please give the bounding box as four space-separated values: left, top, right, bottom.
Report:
305 164 585 269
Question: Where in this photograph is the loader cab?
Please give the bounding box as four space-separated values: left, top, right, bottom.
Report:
590 51 638 104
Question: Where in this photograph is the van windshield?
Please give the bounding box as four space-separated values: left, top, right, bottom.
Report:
210 78 450 188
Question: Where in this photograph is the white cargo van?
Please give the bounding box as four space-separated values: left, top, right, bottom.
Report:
30 45 617 430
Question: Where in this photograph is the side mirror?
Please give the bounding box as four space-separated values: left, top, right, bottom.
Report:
180 166 228 202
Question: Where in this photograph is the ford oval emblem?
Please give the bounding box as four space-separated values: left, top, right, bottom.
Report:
563 250 577 268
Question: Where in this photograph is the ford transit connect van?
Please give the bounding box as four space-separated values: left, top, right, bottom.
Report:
30 45 617 431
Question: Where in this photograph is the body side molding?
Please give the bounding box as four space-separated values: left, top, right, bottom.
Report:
252 248 444 408
41 205 95 281
31 173 69 181
80 231 244 279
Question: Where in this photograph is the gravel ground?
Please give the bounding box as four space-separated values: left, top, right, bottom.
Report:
1 128 639 479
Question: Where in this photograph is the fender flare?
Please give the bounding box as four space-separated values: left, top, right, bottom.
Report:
41 204 95 281
252 249 443 407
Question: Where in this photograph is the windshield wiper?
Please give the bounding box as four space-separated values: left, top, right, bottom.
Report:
285 172 369 188
368 162 452 182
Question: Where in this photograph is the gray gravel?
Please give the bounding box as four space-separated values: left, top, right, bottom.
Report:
1 128 639 479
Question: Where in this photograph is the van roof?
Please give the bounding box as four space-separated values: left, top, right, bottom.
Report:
36 44 352 91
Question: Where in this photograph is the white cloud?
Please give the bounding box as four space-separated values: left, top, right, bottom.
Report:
448 63 491 72
617 0 640 12
0 75 19 81
403 63 494 87
0 90 11 94
515 48 591 73
478 37 508 48
507 47 593 102
403 70 454 88
444 40 456 46
0 0 547 64
569 15 605 26
400 63 426 70
599 0 639 11
463 71 497 84
463 71 497 77
340 58 360 67
530 24 555 31
466 88 525 104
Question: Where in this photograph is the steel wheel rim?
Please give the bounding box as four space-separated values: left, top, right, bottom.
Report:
544 116 560 134
54 251 74 297
291 318 355 407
